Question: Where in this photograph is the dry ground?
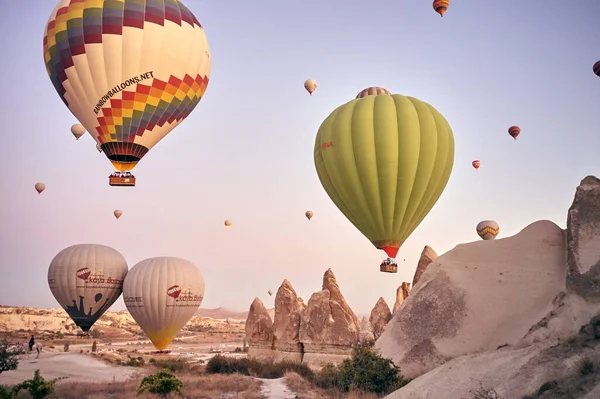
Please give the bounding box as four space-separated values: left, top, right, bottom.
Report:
284 372 378 399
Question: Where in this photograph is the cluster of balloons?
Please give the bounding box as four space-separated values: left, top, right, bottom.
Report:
48 244 205 352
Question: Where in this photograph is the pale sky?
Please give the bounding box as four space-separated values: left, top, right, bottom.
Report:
1 1 599 316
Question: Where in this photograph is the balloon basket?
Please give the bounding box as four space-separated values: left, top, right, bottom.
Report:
109 175 136 187
380 259 398 273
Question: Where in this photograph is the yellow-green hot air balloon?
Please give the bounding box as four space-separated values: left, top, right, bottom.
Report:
123 257 205 351
48 244 128 332
43 0 211 186
314 88 455 273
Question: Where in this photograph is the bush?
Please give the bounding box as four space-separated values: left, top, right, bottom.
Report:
312 363 339 389
89 329 101 339
154 359 188 373
12 369 65 399
91 341 97 353
137 370 183 398
0 385 11 399
0 337 20 374
335 343 409 394
126 356 145 367
206 355 313 379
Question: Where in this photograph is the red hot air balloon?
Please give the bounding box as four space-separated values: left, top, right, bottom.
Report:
508 126 521 140
472 160 481 171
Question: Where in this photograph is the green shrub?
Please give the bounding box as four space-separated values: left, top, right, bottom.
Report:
137 370 183 398
0 385 12 399
125 356 145 367
12 370 65 399
312 363 339 389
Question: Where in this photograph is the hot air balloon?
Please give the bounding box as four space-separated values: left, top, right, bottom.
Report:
114 210 123 220
71 124 86 140
508 126 520 140
35 182 46 195
476 220 499 240
268 290 273 296
123 257 205 351
48 244 128 332
314 88 455 273
356 87 390 99
43 0 211 187
224 220 232 228
472 160 481 171
304 79 317 95
594 61 600 77
433 0 449 17
305 211 314 220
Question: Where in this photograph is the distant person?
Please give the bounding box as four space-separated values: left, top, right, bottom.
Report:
28 335 34 352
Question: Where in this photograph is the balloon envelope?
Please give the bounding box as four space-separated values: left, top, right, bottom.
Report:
224 220 232 228
314 91 455 260
472 160 481 170
476 220 499 240
114 210 122 219
508 126 520 140
71 124 86 140
356 87 390 99
35 182 46 194
268 290 273 296
48 244 128 332
594 61 600 77
123 257 205 350
43 0 211 171
433 0 449 17
304 79 317 95
305 211 313 220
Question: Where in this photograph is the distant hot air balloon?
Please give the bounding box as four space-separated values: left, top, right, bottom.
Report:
305 211 314 220
476 220 500 240
594 61 600 77
472 160 481 171
508 126 520 140
48 244 128 332
224 220 232 228
71 124 86 140
356 87 390 99
314 88 455 273
35 182 46 194
433 0 449 17
114 210 123 220
43 0 211 187
123 257 205 351
304 79 317 95
268 290 273 296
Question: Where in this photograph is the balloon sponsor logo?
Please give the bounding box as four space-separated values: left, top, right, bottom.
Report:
93 71 154 115
76 267 91 280
123 296 144 308
167 285 182 299
321 141 333 150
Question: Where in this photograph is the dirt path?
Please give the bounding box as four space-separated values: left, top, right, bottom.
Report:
0 352 140 386
257 377 297 399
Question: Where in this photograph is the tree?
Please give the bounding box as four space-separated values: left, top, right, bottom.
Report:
0 336 21 374
137 370 183 398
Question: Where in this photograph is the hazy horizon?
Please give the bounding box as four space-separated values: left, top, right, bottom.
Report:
1 1 599 316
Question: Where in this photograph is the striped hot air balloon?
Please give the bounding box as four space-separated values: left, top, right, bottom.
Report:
472 160 481 171
508 126 521 140
356 87 391 99
433 0 450 17
476 220 500 240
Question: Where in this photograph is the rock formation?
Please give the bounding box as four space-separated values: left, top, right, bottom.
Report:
413 246 437 287
245 298 274 359
358 317 375 343
380 176 600 398
369 297 392 340
299 269 361 366
272 279 305 362
393 282 411 314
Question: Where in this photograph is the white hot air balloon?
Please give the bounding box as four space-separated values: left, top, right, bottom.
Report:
476 220 500 240
123 257 205 351
268 289 273 296
304 79 317 95
48 244 128 332
71 124 86 140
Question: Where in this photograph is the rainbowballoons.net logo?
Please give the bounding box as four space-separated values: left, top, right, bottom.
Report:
167 285 203 307
74 267 124 288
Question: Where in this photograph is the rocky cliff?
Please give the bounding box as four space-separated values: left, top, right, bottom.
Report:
381 176 600 399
